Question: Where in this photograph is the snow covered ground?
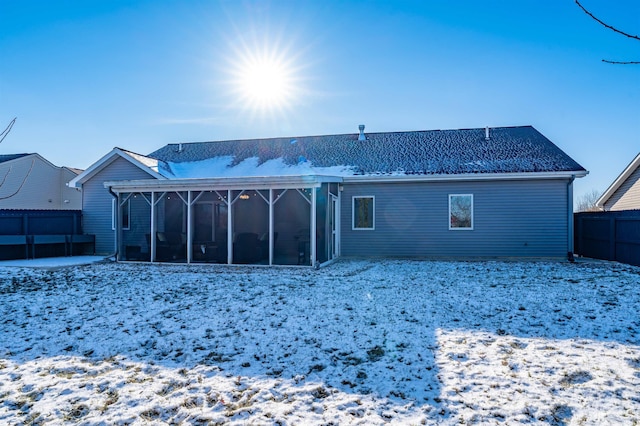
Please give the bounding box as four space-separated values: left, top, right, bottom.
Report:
0 259 638 425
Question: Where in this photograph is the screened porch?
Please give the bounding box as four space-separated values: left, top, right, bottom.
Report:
107 176 341 267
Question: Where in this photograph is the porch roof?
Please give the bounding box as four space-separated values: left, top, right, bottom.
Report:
104 174 343 193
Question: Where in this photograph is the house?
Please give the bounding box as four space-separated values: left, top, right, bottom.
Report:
0 153 82 210
0 153 87 260
595 152 640 211
69 125 587 266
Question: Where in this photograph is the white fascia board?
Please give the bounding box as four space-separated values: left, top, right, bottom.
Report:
595 152 640 209
69 148 166 188
342 170 588 184
104 174 343 193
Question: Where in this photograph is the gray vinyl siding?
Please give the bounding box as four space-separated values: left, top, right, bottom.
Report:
341 179 570 258
0 155 81 210
603 166 640 211
61 168 82 209
82 157 156 255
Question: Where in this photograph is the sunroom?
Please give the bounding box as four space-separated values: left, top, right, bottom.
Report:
105 175 342 267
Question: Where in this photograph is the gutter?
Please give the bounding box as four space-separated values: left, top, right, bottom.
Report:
108 185 119 260
344 170 589 184
567 175 575 262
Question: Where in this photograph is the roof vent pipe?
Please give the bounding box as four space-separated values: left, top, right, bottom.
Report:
358 124 366 141
178 143 183 153
485 126 490 141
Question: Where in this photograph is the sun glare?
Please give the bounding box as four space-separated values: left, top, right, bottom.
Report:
228 43 300 114
240 58 291 108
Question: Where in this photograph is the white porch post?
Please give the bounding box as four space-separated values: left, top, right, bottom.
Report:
227 189 232 264
269 189 274 265
150 192 156 262
187 191 192 264
115 192 121 261
337 187 341 257
311 187 317 267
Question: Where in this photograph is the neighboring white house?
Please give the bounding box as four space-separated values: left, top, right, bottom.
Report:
0 153 82 210
596 152 640 211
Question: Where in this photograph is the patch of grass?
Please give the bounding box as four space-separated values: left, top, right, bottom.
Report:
100 389 119 412
203 351 232 364
341 380 357 388
342 356 364 366
23 412 44 426
139 408 161 421
367 345 385 362
266 368 283 376
312 386 330 399
181 396 202 409
156 379 186 396
126 375 153 384
54 370 76 379
559 371 593 388
308 364 325 374
63 404 89 421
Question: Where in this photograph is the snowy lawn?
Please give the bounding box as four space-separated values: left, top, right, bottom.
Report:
0 259 638 425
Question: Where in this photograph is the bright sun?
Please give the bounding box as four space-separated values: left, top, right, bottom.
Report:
229 45 299 113
239 58 291 108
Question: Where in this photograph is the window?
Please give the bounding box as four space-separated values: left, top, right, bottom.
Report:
449 194 473 230
112 198 131 230
352 196 375 230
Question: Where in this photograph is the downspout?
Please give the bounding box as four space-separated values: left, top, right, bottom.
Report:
567 175 575 262
108 186 119 260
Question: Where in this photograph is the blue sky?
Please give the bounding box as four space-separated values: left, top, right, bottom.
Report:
1 0 638 202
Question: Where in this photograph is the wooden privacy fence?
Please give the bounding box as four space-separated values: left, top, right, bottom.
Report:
574 210 640 267
0 210 94 260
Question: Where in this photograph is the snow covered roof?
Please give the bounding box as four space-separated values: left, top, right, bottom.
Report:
69 147 167 188
149 126 586 179
119 148 164 173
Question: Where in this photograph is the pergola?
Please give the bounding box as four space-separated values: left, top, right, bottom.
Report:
105 175 342 267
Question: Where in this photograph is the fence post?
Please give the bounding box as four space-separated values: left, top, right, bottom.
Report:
575 214 582 255
609 216 616 261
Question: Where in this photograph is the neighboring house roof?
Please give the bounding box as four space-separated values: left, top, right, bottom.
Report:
148 126 586 179
65 167 84 175
1 154 83 173
596 152 640 209
0 153 33 164
0 153 83 210
69 147 167 188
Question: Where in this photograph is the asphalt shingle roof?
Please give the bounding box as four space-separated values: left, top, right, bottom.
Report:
149 126 585 176
0 154 32 165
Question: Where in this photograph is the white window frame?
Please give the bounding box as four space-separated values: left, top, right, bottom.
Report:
352 196 375 230
448 194 474 230
112 198 131 231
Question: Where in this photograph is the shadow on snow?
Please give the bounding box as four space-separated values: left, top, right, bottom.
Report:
0 258 638 422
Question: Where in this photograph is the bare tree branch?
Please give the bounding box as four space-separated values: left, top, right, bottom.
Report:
575 0 640 41
0 167 11 187
0 117 17 144
602 59 640 65
575 188 602 212
0 159 35 201
576 0 639 64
